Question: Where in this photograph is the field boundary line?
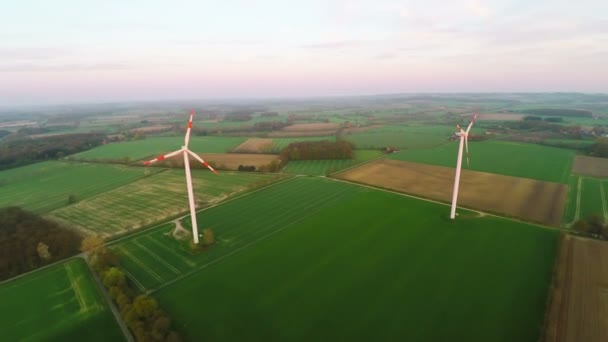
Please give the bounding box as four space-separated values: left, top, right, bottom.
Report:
120 267 146 293
327 176 568 233
601 180 608 223
574 176 582 223
145 235 196 267
330 152 390 177
64 262 89 314
133 240 181 274
117 246 163 283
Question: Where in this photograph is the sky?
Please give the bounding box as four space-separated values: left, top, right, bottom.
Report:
1 0 607 106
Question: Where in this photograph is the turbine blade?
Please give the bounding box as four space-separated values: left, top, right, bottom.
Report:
143 149 182 166
456 123 463 132
184 109 195 147
465 113 478 133
186 149 219 174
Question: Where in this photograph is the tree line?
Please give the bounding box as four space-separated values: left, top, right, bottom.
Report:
572 215 608 240
0 207 82 281
280 140 354 161
0 133 104 170
83 236 182 342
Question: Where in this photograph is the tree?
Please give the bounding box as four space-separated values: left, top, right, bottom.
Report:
80 235 105 255
103 267 127 288
67 194 78 204
203 228 215 246
36 242 52 260
133 295 159 319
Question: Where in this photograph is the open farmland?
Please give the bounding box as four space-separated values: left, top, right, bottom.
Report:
282 122 340 131
0 258 124 341
70 136 246 162
0 161 152 213
390 140 574 183
562 176 608 224
572 155 608 178
283 150 383 176
337 159 566 225
50 170 283 237
544 235 608 342
270 136 336 151
344 125 462 150
232 138 275 153
109 177 557 341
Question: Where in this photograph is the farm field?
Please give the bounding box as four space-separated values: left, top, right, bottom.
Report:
544 235 608 342
50 170 283 237
337 159 566 225
111 177 557 341
572 155 608 178
344 125 457 150
283 150 384 176
270 136 336 151
0 258 124 341
0 161 152 213
390 140 574 183
70 136 246 161
562 176 608 224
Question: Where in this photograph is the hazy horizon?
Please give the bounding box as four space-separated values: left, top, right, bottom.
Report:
1 0 607 106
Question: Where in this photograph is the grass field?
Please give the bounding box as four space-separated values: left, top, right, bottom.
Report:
0 161 152 213
111 177 557 341
563 176 608 224
282 150 384 175
0 258 124 341
51 170 282 237
390 140 574 183
70 136 246 161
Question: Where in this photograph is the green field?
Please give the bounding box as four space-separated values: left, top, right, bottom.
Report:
110 177 557 341
344 125 483 150
51 170 282 237
0 161 152 213
563 176 608 224
390 140 574 183
282 150 384 175
0 258 124 341
70 136 246 161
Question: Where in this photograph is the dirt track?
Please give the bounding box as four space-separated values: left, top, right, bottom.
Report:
572 155 608 178
336 159 567 226
544 235 608 342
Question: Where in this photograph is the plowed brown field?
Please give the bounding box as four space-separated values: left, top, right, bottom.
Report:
159 153 278 170
572 155 608 178
544 235 608 342
336 159 566 225
232 138 274 153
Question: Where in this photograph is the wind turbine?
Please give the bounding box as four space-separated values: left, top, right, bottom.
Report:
143 110 218 243
450 113 478 219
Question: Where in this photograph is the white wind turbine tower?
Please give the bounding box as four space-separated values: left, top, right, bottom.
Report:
143 110 218 243
450 113 478 219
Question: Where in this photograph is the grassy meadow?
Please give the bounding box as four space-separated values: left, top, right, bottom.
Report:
563 176 608 225
282 150 383 175
110 177 557 341
0 258 124 341
390 140 574 183
0 161 152 213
